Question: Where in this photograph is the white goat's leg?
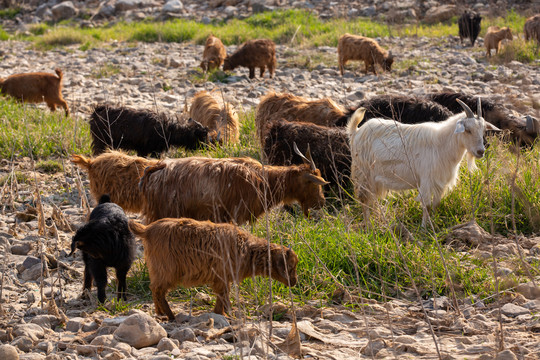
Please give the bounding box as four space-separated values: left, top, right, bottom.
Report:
417 183 433 227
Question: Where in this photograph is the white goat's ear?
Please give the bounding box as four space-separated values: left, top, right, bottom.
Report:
454 120 466 134
484 122 502 132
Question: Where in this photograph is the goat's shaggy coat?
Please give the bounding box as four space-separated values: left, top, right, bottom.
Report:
139 156 329 224
337 33 394 75
427 92 539 146
255 92 347 140
71 151 159 213
0 68 69 116
263 119 350 189
458 11 482 46
70 195 136 303
223 39 277 79
200 35 227 72
524 15 540 44
129 218 298 319
90 105 208 157
189 91 239 144
347 101 500 226
484 26 513 57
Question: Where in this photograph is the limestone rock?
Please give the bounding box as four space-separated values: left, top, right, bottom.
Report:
423 5 457 24
163 0 183 13
113 312 167 349
0 345 19 360
51 1 78 22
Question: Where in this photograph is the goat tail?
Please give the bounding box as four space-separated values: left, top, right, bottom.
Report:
346 107 367 139
129 220 147 238
55 68 63 80
70 154 92 170
138 162 167 191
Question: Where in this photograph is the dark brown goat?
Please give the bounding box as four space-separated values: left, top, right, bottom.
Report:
129 218 298 319
524 14 540 44
0 68 69 116
139 154 329 224
223 39 276 79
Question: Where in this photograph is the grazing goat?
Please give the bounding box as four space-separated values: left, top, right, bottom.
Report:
458 10 482 46
337 33 394 75
70 195 136 303
485 26 513 57
139 152 329 224
71 151 159 213
200 35 227 72
129 218 298 319
427 92 539 146
524 15 540 43
223 39 276 79
348 100 501 227
263 119 350 189
189 91 239 144
0 68 69 116
255 92 347 140
90 105 208 157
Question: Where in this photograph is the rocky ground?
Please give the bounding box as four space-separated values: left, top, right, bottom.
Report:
1 2 540 358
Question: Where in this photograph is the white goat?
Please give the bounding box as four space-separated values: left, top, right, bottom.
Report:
347 99 500 226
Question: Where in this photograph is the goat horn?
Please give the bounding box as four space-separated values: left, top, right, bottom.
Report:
526 115 539 135
293 142 310 165
477 97 482 119
456 98 474 118
305 144 317 171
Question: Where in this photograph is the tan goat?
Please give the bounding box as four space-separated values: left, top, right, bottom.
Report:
189 90 240 144
0 68 69 116
71 151 159 213
200 35 227 72
129 218 298 319
337 33 394 76
484 26 513 57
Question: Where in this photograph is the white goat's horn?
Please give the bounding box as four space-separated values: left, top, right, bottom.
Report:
477 97 482 119
456 98 474 118
293 142 316 171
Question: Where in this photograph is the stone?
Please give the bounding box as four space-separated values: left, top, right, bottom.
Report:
0 345 19 360
113 312 167 349
21 263 43 281
116 0 156 12
423 5 458 24
360 6 376 17
22 256 41 271
360 338 386 356
30 315 61 330
495 349 518 360
190 313 229 329
13 324 45 342
157 337 179 352
51 1 78 22
501 303 529 317
11 336 33 352
11 242 33 255
170 327 197 343
98 4 115 17
516 282 540 300
35 4 50 19
163 0 183 13
65 317 85 332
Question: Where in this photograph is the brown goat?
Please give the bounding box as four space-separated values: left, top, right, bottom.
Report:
129 218 298 319
255 92 347 141
223 39 276 79
0 68 69 116
524 14 540 43
139 154 329 224
71 151 159 213
337 33 394 76
200 35 227 72
485 26 513 57
189 90 240 144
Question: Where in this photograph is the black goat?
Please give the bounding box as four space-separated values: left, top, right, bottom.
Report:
90 105 209 157
458 11 482 47
427 92 539 146
70 194 136 303
263 119 350 190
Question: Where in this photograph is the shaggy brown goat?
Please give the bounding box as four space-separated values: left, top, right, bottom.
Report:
71 151 159 213
223 39 276 79
484 26 513 57
189 91 239 144
0 68 69 116
200 35 227 72
139 154 329 224
337 33 394 75
129 218 298 319
524 15 540 43
255 92 347 141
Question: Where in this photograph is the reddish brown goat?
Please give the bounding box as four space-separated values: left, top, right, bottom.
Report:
139 154 329 224
337 33 394 75
71 151 159 213
0 68 69 116
524 14 540 43
200 35 227 72
484 26 513 57
223 39 277 79
255 92 347 141
129 218 298 319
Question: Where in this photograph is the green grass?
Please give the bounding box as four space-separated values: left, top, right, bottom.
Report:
0 7 20 19
36 159 63 174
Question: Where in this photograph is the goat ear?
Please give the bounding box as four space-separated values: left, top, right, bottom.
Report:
454 120 466 134
484 121 502 132
303 173 330 186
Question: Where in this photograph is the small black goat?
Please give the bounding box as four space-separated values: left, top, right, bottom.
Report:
263 119 350 190
70 194 136 303
427 92 539 146
458 11 482 47
90 105 209 157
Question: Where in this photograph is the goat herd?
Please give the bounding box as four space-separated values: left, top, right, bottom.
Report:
0 11 540 319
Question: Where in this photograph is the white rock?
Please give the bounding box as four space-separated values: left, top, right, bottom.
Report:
0 345 19 360
501 303 529 317
163 0 184 13
13 324 45 342
113 312 167 349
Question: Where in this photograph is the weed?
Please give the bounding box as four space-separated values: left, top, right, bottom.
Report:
0 7 20 19
0 171 30 187
36 160 62 174
90 63 121 79
97 298 139 315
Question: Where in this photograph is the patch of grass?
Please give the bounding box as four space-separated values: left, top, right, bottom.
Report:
494 37 540 64
34 27 95 50
0 7 20 19
0 26 8 41
36 159 62 174
90 62 121 79
97 298 140 315
189 68 232 84
0 171 30 187
28 23 49 36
